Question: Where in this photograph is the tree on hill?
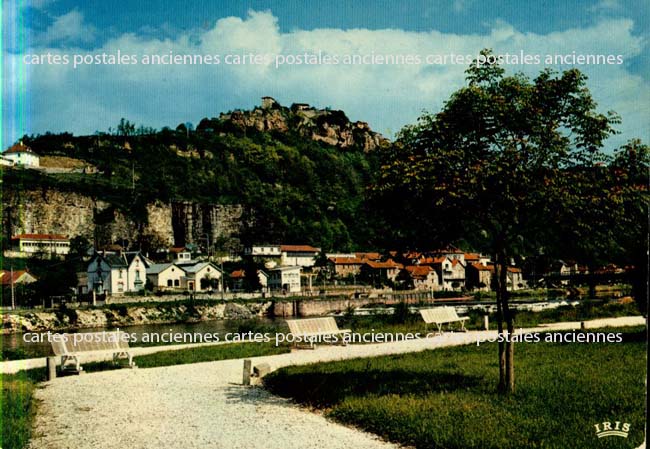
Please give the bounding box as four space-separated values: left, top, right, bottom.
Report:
375 49 626 393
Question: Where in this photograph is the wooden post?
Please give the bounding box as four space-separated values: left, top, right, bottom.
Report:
47 357 57 380
243 359 252 386
483 315 489 330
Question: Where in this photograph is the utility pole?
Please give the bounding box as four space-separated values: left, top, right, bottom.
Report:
10 266 15 310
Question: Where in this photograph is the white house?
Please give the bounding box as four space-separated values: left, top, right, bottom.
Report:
244 245 282 258
3 141 40 167
268 266 302 293
182 262 222 292
87 252 149 295
146 263 186 290
12 233 70 256
280 245 320 267
431 256 466 291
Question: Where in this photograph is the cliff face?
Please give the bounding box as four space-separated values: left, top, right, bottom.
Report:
2 187 243 250
219 99 389 152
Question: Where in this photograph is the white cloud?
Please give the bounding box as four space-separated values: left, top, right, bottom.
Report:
35 9 95 45
3 10 648 151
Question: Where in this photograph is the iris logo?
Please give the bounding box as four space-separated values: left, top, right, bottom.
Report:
594 421 631 438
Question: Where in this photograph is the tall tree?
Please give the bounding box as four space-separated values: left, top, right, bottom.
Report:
375 49 621 393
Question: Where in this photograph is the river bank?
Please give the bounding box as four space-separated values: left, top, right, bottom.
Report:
1 302 273 335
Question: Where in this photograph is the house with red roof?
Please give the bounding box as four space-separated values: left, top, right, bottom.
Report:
360 259 403 285
11 233 70 256
399 265 440 291
0 269 38 286
280 244 321 267
3 141 40 167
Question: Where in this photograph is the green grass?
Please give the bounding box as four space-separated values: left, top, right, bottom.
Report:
1 369 47 449
265 328 647 449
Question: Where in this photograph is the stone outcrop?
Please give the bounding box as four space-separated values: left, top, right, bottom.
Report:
219 98 389 152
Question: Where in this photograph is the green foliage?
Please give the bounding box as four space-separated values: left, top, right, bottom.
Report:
265 329 646 449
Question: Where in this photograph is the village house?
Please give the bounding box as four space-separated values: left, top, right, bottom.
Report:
181 262 223 292
429 256 466 291
146 263 185 290
360 259 403 285
280 244 321 267
3 141 40 167
466 263 493 291
327 256 365 277
87 251 149 295
11 233 70 257
267 266 302 293
230 269 268 292
0 269 38 287
399 265 440 291
507 267 525 291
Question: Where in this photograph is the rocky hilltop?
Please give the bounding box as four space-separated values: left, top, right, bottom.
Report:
214 97 389 152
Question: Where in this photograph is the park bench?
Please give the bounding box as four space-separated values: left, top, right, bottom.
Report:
420 307 469 334
286 317 351 348
51 330 136 373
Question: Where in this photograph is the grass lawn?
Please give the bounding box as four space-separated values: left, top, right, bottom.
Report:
265 328 647 449
1 341 289 449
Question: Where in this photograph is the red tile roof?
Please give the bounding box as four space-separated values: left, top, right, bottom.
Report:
365 259 403 269
280 245 320 253
0 270 36 285
231 270 245 279
4 142 37 155
464 253 481 262
405 265 434 278
329 257 364 265
12 233 68 241
355 252 382 261
471 262 493 272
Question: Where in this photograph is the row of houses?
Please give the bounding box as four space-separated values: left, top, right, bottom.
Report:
326 248 524 292
86 250 304 295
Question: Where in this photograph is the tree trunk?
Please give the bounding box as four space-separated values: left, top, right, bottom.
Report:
494 253 507 393
500 251 515 393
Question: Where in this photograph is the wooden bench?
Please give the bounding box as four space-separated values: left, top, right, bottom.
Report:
286 317 351 348
51 330 136 373
420 307 469 334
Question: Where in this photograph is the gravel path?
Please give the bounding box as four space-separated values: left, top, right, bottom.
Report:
28 316 645 449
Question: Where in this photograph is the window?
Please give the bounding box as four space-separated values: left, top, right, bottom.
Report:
119 270 123 279
174 279 180 287
167 279 172 287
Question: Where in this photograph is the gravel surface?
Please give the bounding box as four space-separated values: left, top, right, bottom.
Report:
28 316 645 449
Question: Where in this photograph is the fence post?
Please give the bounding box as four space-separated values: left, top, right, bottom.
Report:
47 357 57 381
243 359 252 386
483 315 490 330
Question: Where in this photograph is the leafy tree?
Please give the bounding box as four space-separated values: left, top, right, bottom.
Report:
375 50 621 393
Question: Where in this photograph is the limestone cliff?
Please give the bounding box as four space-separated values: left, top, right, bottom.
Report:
2 187 243 250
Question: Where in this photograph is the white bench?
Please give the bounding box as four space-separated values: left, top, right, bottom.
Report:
420 307 469 334
51 331 135 373
286 317 351 348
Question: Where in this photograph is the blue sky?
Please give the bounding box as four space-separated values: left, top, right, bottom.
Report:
2 0 649 150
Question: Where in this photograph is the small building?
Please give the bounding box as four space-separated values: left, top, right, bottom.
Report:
0 269 38 286
268 266 301 293
3 141 40 167
430 256 466 291
146 263 185 291
87 252 149 295
231 269 268 292
12 233 70 256
507 267 525 291
327 257 365 278
466 263 493 292
261 96 279 110
400 265 439 291
280 245 321 267
360 259 403 284
244 245 282 258
182 262 222 292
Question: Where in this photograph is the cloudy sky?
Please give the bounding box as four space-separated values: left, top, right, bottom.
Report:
2 0 648 150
